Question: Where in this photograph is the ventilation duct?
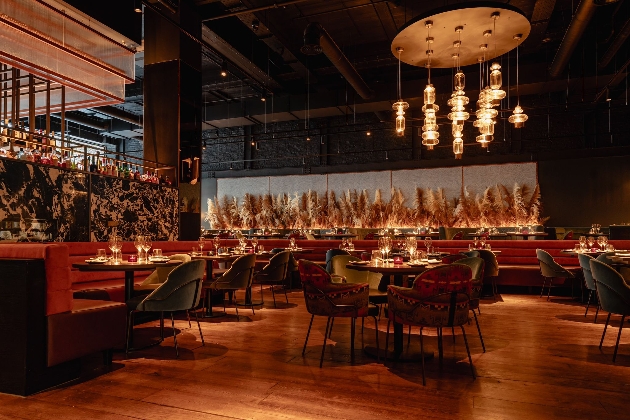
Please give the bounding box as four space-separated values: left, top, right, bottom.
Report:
301 22 375 100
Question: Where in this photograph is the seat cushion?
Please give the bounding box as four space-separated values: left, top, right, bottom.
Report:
47 299 127 367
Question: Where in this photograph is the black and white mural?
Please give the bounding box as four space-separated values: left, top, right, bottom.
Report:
90 176 179 241
0 159 89 242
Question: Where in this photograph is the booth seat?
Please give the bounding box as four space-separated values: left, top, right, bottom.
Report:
0 244 126 395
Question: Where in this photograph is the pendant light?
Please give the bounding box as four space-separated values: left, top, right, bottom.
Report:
421 21 439 150
488 13 506 104
447 26 469 159
392 47 409 137
474 45 496 148
508 34 528 128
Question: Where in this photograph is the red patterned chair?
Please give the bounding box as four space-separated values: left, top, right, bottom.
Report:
298 260 379 367
386 264 475 385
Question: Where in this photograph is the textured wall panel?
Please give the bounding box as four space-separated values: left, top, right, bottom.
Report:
463 163 537 196
0 159 89 242
269 174 327 197
217 176 269 201
328 171 392 202
90 176 179 241
393 167 463 203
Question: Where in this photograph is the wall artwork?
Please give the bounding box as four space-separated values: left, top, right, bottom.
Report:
90 176 179 241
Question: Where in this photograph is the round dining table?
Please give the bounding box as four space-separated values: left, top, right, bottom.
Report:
347 260 442 362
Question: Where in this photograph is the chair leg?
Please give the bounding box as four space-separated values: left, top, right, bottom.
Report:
373 316 380 362
350 317 356 364
303 314 314 356
613 316 626 362
271 284 277 308
329 318 334 338
547 278 553 301
407 325 411 346
171 312 179 358
438 327 443 365
452 326 456 343
283 280 289 304
492 278 497 301
585 290 593 317
186 310 191 328
385 319 391 365
540 278 547 298
594 291 601 323
194 311 204 346
473 310 486 353
461 325 476 380
260 283 264 304
419 327 426 386
125 310 134 355
477 305 481 315
320 317 331 368
600 313 612 349
160 311 164 340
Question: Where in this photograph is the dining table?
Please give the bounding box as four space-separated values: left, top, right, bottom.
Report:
73 259 182 302
315 233 358 240
466 232 509 238
347 260 442 362
506 232 549 239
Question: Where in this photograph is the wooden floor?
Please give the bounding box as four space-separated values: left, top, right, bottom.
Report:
2 291 630 419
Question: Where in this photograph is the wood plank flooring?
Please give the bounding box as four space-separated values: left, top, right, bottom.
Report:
2 291 630 419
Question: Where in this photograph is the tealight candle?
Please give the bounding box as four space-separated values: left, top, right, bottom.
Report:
393 256 403 265
128 255 138 263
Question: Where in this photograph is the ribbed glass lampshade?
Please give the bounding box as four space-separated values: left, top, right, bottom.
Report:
508 104 528 128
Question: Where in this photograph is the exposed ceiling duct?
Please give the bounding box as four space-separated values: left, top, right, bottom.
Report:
599 17 630 69
91 106 143 127
50 112 109 131
301 22 375 100
549 0 598 79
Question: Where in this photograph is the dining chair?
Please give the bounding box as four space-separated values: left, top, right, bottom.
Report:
134 254 191 296
536 249 575 301
453 257 486 352
442 254 466 264
461 250 480 258
364 232 375 240
203 254 257 318
305 232 316 240
385 264 475 385
253 250 291 307
451 231 464 240
562 230 573 240
331 254 387 306
298 260 379 368
578 253 600 322
125 260 206 357
325 249 350 273
477 249 500 300
589 260 630 362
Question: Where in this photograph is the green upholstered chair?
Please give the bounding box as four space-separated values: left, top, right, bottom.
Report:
203 254 257 317
134 254 191 296
385 264 475 385
325 249 350 273
454 257 486 352
461 250 480 258
298 260 379 368
331 254 387 306
477 249 500 300
589 260 630 362
578 253 600 321
125 260 206 357
253 250 291 307
536 249 575 301
442 254 466 264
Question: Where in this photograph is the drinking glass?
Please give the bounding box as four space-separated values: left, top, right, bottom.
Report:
96 249 106 259
213 237 221 254
579 236 586 248
378 237 386 262
600 236 609 249
597 236 604 250
371 250 381 265
251 237 259 249
198 237 205 253
258 245 265 253
192 247 199 256
424 236 433 254
142 237 152 261
341 238 348 250
587 236 595 249
574 244 580 252
153 249 163 257
108 235 122 263
473 237 479 249
480 238 486 249
134 235 144 261
290 237 296 250
383 236 392 262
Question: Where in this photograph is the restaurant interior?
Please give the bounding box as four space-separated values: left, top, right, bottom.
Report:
1 0 630 418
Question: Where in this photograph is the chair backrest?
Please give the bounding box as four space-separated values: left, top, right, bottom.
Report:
216 254 256 289
235 231 244 239
412 264 473 297
563 230 573 240
477 249 499 277
453 257 485 283
577 253 596 291
140 253 192 286
589 260 630 316
364 232 375 240
442 254 465 264
596 252 616 265
139 260 206 312
305 233 316 240
451 231 464 240
536 248 563 277
325 249 350 273
298 259 332 290
331 254 366 284
461 250 480 258
259 250 291 281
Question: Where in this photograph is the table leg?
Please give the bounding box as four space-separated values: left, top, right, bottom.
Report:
124 271 134 302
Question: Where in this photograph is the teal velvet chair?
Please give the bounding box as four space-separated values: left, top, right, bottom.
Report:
125 260 206 357
589 260 630 362
536 249 574 301
578 253 599 321
454 257 486 352
253 250 291 307
461 250 480 258
203 254 257 317
478 249 500 300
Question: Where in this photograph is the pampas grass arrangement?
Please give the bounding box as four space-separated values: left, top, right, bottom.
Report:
205 183 547 229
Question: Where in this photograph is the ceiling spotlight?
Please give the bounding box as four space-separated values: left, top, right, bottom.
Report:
251 140 255 146
202 140 206 150
220 60 228 77
229 162 233 170
260 95 266 102
366 130 372 136
252 20 260 31
134 0 142 13
306 136 311 141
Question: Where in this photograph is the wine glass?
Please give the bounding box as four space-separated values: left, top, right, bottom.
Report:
133 235 144 261
424 236 433 254
406 236 417 260
600 236 609 250
109 235 122 263
473 237 479 249
251 236 259 251
198 236 205 254
142 236 152 260
213 236 221 254
290 237 296 250
480 237 486 249
587 236 595 249
579 236 586 248
383 236 392 262
378 237 386 262
341 238 348 250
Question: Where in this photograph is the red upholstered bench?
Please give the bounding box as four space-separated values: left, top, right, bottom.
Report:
0 244 127 395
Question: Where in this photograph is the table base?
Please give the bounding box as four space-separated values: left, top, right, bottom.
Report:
363 345 434 362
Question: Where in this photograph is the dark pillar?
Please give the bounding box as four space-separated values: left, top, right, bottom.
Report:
144 1 202 240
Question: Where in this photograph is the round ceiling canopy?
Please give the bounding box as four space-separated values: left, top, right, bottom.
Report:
391 3 531 69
